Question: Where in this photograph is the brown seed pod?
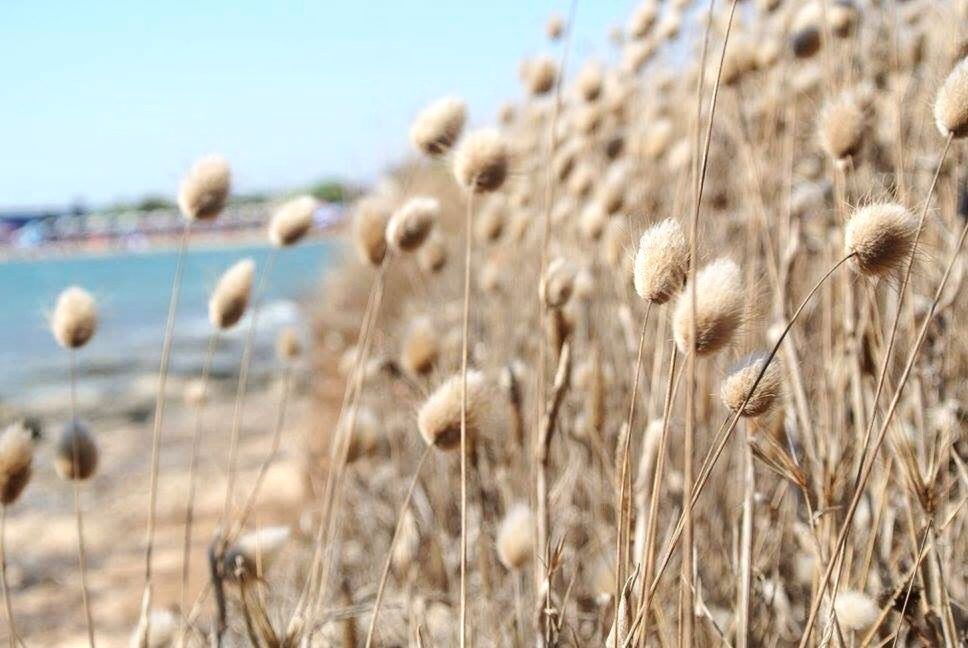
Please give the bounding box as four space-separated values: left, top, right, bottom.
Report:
845 203 917 277
410 96 467 157
177 154 231 221
628 1 659 39
0 422 35 506
54 420 99 481
208 259 255 330
453 129 510 193
51 286 98 349
721 353 782 417
546 13 565 41
576 60 604 102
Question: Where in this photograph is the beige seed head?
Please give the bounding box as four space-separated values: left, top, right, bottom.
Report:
546 13 565 40
177 154 231 221
51 286 98 349
453 129 510 193
522 55 557 96
0 422 34 506
819 93 865 161
224 526 291 581
576 60 604 102
833 591 879 631
628 1 659 39
602 219 628 269
845 202 917 277
386 197 438 253
410 96 467 157
418 234 449 274
540 258 576 309
579 202 608 241
208 259 255 330
496 504 533 570
269 195 316 247
401 317 439 378
721 353 782 417
935 57 968 139
474 200 506 244
54 420 99 481
276 327 302 361
353 196 393 266
633 218 689 304
417 370 490 450
829 1 859 38
673 258 745 356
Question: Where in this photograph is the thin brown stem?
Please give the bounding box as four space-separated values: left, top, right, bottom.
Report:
458 190 475 648
1 507 17 648
363 445 433 648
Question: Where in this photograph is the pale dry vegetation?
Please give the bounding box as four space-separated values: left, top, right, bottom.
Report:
2 0 968 647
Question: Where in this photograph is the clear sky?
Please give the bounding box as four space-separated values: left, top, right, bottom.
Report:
0 1 627 209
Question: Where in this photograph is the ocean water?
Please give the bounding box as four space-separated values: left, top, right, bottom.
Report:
0 241 336 403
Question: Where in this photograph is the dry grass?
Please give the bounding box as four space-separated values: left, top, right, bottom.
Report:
3 0 968 646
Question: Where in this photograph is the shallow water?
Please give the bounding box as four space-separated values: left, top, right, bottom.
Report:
0 240 336 402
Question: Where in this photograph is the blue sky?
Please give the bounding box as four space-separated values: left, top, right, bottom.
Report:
0 1 626 209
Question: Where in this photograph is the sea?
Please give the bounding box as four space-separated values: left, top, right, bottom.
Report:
0 241 337 407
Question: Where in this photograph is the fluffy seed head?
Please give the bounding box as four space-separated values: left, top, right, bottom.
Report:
633 218 690 304
819 93 865 161
386 197 439 252
54 420 99 481
417 370 491 450
522 56 557 96
546 13 565 40
401 317 439 377
628 1 659 39
496 504 533 570
721 353 782 417
540 258 576 309
51 286 98 349
209 259 255 330
418 234 448 274
453 129 510 193
276 327 302 361
177 154 231 221
0 423 34 505
673 258 744 356
576 60 604 102
475 201 506 244
579 203 608 241
935 57 968 138
829 1 859 37
833 591 879 631
269 195 316 247
224 526 291 581
845 203 917 277
353 196 393 266
410 97 468 157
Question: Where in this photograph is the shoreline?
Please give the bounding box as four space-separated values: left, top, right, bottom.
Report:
0 228 343 265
